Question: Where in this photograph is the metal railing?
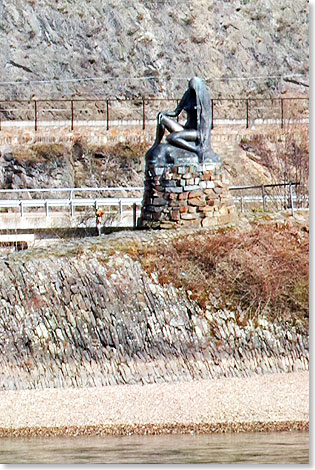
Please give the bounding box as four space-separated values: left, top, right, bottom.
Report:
229 182 308 215
0 187 143 221
0 182 308 222
0 96 309 131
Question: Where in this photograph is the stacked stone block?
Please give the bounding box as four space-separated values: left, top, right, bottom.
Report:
139 161 236 229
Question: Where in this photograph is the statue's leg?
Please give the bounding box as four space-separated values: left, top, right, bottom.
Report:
154 113 183 146
166 130 199 154
153 113 166 145
160 114 183 133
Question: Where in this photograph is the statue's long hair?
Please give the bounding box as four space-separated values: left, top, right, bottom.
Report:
188 77 212 161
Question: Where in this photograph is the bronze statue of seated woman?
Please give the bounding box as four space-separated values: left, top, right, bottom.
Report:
146 77 220 166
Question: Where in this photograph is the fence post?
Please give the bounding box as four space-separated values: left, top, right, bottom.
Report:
142 98 145 130
246 99 249 129
289 182 295 216
70 100 74 131
119 199 123 221
20 201 24 217
45 201 49 217
106 100 109 130
240 196 245 213
70 200 74 217
70 190 74 217
261 185 266 212
211 100 214 129
280 98 284 129
34 100 38 131
133 203 137 229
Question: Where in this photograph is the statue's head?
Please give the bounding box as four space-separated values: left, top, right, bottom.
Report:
188 76 204 90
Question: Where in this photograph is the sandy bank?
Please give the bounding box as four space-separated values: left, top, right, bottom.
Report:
0 371 308 437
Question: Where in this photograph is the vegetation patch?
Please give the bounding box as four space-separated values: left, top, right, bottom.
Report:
130 222 309 326
239 126 309 201
3 143 69 165
72 139 147 188
30 143 68 161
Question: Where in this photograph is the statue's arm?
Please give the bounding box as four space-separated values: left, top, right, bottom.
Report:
163 90 189 117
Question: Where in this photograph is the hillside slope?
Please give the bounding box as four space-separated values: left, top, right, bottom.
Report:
1 0 309 100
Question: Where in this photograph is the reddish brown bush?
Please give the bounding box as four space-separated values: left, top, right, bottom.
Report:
135 223 309 325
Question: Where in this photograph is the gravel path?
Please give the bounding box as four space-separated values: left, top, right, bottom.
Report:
0 371 308 436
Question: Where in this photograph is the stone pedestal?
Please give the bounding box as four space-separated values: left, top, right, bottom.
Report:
139 161 236 229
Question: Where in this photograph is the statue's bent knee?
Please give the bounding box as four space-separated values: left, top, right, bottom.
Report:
157 111 165 123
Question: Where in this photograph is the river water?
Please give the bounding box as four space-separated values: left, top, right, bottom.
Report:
0 431 309 464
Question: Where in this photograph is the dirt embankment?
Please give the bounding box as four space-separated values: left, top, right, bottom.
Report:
0 124 309 192
0 140 146 193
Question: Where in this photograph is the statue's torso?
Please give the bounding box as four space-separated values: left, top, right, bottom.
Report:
181 90 197 130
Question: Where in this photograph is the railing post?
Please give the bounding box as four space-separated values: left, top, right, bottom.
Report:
211 100 214 129
240 196 245 213
70 200 74 217
246 99 249 129
20 201 24 217
289 182 294 216
280 98 284 129
261 185 266 212
69 189 74 216
119 199 123 221
106 100 109 130
142 98 145 130
45 201 49 217
70 100 74 131
133 202 137 229
34 100 38 131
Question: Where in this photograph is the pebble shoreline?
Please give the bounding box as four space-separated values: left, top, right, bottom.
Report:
0 371 309 438
0 421 308 438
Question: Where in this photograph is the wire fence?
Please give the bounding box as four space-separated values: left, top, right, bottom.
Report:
0 96 309 131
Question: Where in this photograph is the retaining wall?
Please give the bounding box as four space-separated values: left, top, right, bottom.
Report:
0 124 307 148
0 232 308 390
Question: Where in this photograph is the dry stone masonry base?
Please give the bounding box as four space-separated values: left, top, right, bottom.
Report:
139 161 236 229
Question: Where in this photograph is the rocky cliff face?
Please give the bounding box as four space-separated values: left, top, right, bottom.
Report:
0 229 308 391
0 144 74 190
0 140 145 192
1 0 309 100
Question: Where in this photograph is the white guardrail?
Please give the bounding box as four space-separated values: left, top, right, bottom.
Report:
0 184 309 219
0 187 143 218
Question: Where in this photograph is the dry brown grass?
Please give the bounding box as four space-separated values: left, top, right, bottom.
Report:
100 142 150 159
72 139 147 188
240 126 309 203
131 223 309 326
5 143 69 164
